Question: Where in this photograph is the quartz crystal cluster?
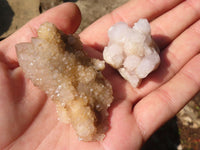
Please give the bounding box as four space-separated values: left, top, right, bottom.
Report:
103 19 160 87
16 23 113 141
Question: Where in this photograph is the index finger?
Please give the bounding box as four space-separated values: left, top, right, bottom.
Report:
79 0 184 51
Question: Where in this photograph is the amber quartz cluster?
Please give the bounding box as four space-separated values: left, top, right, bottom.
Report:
16 23 113 141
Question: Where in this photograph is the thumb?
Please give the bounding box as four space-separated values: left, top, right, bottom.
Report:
0 2 81 68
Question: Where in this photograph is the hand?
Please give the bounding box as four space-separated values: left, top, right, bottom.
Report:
0 1 199 150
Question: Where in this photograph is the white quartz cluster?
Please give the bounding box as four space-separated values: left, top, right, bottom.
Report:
103 19 160 87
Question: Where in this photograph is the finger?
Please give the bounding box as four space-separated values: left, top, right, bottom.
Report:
80 0 184 50
137 19 200 98
151 0 200 49
0 3 81 68
134 54 200 141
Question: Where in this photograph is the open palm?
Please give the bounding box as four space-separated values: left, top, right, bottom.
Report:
0 1 200 150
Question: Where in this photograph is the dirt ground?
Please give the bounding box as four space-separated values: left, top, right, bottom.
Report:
0 0 200 149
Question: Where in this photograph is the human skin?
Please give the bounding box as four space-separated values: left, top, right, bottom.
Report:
0 0 200 150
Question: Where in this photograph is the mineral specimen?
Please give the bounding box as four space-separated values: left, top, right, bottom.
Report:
103 19 160 87
16 22 113 141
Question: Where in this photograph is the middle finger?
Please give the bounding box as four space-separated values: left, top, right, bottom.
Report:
151 0 200 49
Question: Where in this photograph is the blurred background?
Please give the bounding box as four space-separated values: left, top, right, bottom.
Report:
0 0 200 149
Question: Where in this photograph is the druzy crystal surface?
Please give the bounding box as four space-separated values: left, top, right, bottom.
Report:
16 22 113 141
103 19 160 87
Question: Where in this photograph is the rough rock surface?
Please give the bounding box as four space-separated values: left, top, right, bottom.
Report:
40 0 63 12
0 0 40 38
